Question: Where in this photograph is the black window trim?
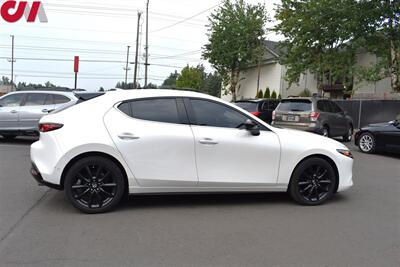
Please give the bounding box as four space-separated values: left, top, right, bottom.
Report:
117 96 189 125
183 97 269 131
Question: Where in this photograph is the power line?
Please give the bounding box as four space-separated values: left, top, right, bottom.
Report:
150 3 220 33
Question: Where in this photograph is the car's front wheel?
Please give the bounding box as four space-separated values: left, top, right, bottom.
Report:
289 157 336 205
64 156 126 213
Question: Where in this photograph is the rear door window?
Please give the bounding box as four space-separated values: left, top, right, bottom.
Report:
24 93 47 106
277 99 312 112
119 98 181 124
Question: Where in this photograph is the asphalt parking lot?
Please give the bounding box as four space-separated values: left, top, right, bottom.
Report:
0 137 399 267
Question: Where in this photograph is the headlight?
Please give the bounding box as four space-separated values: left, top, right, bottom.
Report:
337 149 353 158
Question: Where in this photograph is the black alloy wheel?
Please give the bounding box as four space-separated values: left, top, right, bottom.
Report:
289 158 336 205
65 156 125 213
343 126 353 142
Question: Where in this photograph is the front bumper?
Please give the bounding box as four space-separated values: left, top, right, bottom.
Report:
30 162 62 190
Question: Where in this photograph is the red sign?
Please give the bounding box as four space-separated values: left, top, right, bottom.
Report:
0 1 48 23
74 56 79 73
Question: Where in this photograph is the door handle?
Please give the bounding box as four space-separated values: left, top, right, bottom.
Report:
199 138 218 145
118 133 140 140
10 110 18 114
42 109 54 113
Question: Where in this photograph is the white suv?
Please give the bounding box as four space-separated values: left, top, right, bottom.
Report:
0 91 77 139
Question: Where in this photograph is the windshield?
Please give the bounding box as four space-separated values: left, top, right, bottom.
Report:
235 102 258 112
276 99 312 112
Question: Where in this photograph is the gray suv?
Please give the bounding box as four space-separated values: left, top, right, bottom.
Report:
272 97 354 142
0 91 78 139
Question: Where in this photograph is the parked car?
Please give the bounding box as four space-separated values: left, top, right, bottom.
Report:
272 97 354 142
234 99 280 123
30 89 353 213
0 91 78 139
355 115 400 154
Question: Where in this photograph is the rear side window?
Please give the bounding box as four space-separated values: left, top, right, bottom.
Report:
329 101 342 113
53 94 71 104
118 98 180 124
277 99 312 112
317 100 328 112
24 93 47 106
0 94 24 107
235 102 258 112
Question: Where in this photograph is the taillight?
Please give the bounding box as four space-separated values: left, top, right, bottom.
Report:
272 110 276 121
39 123 63 132
310 112 320 121
251 111 261 117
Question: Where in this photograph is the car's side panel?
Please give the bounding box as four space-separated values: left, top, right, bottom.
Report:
103 107 198 187
191 125 281 186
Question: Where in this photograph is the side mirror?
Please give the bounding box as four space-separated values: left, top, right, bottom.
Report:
244 119 260 136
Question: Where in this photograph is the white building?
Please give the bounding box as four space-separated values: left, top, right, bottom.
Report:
222 41 396 101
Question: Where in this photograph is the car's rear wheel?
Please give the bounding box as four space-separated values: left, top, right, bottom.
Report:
342 125 353 142
289 158 336 205
64 156 125 213
358 132 375 154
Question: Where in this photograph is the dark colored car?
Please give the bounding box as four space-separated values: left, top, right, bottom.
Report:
355 115 400 154
235 99 280 124
272 97 354 142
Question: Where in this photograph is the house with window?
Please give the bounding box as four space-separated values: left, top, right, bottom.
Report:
222 40 396 101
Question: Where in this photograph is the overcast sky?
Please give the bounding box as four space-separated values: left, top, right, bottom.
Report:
0 0 282 91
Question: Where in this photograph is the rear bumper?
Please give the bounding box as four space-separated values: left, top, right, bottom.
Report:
30 162 62 190
272 121 323 134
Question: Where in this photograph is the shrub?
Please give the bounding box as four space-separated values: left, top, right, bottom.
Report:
271 91 277 99
264 87 271 98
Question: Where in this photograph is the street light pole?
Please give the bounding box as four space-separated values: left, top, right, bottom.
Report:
10 35 14 87
144 0 149 88
133 11 142 89
124 45 130 85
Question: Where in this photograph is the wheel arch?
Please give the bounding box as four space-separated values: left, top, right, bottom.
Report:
289 154 339 193
60 151 129 195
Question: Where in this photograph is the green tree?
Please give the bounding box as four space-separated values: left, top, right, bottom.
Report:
161 70 179 88
256 90 263 98
356 0 400 92
275 0 360 93
204 71 223 97
145 83 158 89
278 94 282 99
271 91 277 99
203 0 268 101
1 76 11 85
176 65 204 90
263 87 270 98
99 87 105 92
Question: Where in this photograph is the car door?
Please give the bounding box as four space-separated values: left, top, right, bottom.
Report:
186 98 281 186
377 124 400 153
19 93 55 130
104 97 198 187
0 93 25 130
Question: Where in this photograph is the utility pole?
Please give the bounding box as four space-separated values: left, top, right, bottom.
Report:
144 0 149 88
124 45 131 85
10 35 15 88
133 11 142 89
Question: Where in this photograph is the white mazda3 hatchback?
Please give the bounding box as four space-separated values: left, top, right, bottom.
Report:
30 89 353 213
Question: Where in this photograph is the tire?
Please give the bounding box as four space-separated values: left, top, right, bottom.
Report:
358 132 376 154
64 156 126 214
322 126 329 137
289 157 337 206
342 125 353 142
2 134 17 140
